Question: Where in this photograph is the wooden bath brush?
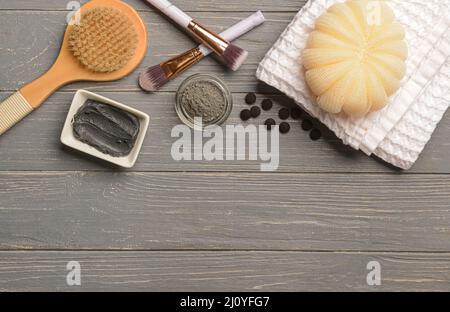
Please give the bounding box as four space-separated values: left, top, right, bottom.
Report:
0 0 147 136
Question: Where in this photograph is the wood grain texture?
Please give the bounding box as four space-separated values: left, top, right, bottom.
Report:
1 172 450 252
1 10 449 173
1 0 450 293
0 251 449 292
0 0 306 12
1 91 449 173
0 11 294 93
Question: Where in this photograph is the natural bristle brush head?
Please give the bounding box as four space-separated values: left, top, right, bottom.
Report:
222 43 248 71
68 7 139 73
0 0 148 137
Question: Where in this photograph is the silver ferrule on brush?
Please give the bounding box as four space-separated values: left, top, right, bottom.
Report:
187 20 229 55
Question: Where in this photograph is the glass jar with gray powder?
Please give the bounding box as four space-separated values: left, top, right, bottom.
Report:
176 74 233 130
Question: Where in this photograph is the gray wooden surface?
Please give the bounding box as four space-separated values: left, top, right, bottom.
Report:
0 0 449 292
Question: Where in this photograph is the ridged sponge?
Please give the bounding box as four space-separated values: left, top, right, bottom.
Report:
68 7 138 73
303 0 408 116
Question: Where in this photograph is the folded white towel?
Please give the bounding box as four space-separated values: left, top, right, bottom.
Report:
256 0 450 169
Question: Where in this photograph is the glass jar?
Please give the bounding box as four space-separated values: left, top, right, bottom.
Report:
175 74 233 130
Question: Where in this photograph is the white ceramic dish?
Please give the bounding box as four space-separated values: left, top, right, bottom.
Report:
60 90 150 168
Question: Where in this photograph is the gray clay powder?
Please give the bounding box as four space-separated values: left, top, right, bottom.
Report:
180 80 226 123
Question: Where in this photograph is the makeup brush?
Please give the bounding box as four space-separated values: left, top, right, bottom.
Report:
144 0 248 71
139 11 265 92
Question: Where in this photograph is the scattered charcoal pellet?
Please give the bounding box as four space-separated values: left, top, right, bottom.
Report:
279 122 291 134
240 109 252 121
279 108 290 120
261 99 273 111
291 107 302 119
301 119 313 131
264 118 276 130
310 128 322 141
245 92 257 105
250 106 261 118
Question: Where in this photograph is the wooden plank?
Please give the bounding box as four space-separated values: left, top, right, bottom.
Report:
3 11 448 173
0 251 449 291
0 11 294 93
0 0 306 12
0 91 390 173
1 172 450 251
1 91 449 173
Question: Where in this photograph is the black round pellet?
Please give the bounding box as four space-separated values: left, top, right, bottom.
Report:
279 122 290 134
261 99 273 111
301 119 313 131
245 92 257 105
250 106 261 118
240 109 251 121
279 108 290 120
264 118 276 130
310 128 322 141
291 107 302 119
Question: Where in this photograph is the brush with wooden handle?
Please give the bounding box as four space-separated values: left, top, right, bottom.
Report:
143 0 248 71
139 11 265 92
0 0 147 137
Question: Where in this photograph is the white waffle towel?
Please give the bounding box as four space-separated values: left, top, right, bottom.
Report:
256 0 450 169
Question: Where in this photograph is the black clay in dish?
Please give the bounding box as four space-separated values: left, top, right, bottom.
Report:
72 100 140 157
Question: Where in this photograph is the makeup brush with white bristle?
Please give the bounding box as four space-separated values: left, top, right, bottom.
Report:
139 11 265 92
144 0 249 71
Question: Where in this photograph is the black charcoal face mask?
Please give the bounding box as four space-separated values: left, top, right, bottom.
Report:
72 100 140 157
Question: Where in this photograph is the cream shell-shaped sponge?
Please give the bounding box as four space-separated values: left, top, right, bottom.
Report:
303 0 408 116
